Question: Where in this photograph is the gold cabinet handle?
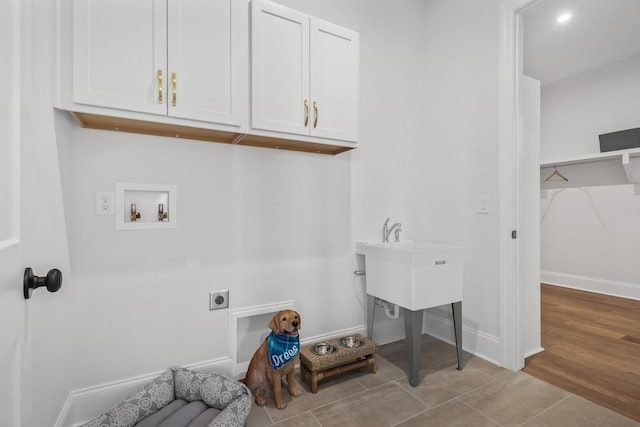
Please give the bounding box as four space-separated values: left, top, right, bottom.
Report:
172 72 177 106
313 101 318 128
304 99 309 126
157 70 163 103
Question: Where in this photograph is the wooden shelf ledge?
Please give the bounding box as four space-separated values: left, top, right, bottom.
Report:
71 112 354 156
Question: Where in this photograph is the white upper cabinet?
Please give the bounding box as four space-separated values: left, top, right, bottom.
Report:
251 2 309 136
73 0 167 115
167 0 239 124
60 0 358 153
309 19 359 142
251 1 359 142
72 0 242 126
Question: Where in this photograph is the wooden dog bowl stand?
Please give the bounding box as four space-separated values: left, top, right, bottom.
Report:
299 334 378 393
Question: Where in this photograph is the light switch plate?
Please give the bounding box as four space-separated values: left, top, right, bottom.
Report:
478 195 490 214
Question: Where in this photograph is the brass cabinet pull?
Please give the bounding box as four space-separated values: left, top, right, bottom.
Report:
313 101 318 128
157 70 163 103
304 99 309 126
172 72 177 106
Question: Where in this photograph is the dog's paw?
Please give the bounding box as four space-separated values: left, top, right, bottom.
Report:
290 388 302 397
255 395 266 407
276 401 287 410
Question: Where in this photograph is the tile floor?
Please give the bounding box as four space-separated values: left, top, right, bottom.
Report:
247 335 639 427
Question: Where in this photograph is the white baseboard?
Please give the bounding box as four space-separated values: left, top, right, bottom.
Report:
523 346 544 359
422 311 502 366
55 357 233 427
541 271 640 301
300 325 366 346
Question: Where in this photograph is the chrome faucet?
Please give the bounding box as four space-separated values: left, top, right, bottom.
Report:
382 218 402 243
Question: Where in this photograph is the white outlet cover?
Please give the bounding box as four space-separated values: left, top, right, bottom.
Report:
96 191 115 216
210 290 229 310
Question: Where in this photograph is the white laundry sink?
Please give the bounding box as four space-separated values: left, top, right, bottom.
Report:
356 241 465 311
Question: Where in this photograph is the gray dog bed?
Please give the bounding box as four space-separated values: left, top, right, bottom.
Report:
80 367 251 427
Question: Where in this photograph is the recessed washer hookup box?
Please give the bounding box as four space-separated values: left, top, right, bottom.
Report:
599 127 640 152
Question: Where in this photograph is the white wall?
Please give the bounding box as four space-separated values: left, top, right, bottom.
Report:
541 55 640 161
277 0 503 354
29 0 505 425
540 55 640 299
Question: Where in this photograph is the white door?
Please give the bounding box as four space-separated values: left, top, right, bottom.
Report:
309 19 359 142
73 0 167 115
251 0 310 135
168 0 241 125
1 0 27 424
2 1 68 424
518 75 542 358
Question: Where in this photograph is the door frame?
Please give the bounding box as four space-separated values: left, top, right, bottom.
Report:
498 0 539 370
1 0 21 250
0 0 25 424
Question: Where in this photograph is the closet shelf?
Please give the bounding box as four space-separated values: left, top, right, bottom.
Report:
540 147 640 184
540 147 640 168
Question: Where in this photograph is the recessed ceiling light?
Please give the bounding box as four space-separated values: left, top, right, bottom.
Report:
556 13 572 23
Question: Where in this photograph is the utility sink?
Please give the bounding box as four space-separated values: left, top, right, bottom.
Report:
356 241 465 311
356 239 466 387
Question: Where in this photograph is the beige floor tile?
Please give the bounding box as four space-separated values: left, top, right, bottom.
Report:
463 355 511 379
247 405 273 427
350 354 407 389
264 373 366 423
398 364 497 409
243 336 635 426
522 395 640 427
311 382 427 427
396 399 499 427
272 412 322 427
378 338 459 375
376 340 463 390
377 334 438 358
460 371 568 427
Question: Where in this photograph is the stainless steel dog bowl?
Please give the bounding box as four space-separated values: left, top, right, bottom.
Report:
311 342 338 355
339 336 364 348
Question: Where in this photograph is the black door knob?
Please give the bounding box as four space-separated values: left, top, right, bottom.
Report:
23 268 63 299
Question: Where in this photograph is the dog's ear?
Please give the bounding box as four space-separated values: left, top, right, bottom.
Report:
268 314 280 333
295 311 301 330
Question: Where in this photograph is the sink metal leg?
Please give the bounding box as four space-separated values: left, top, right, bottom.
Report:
366 294 376 340
452 301 463 370
403 307 424 387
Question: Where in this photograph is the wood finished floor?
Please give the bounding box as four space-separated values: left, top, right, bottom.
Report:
523 284 640 423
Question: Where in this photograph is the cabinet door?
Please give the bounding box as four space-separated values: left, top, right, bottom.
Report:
73 0 167 115
310 20 359 142
168 0 240 125
251 0 310 135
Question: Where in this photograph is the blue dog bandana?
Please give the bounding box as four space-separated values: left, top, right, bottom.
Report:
268 331 300 370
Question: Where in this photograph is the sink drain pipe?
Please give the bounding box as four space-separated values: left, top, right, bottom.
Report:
376 298 400 320
353 270 400 320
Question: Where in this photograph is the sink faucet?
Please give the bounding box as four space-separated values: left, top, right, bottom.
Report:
382 218 402 243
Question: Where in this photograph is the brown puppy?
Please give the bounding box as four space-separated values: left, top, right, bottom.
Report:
243 310 302 409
